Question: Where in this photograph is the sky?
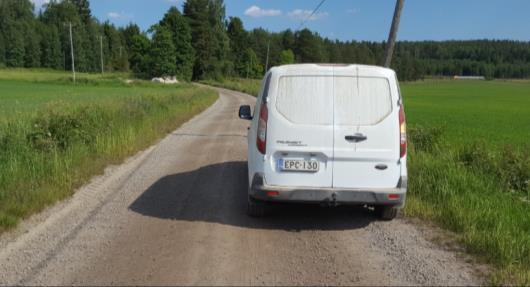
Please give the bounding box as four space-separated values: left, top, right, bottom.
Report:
32 0 530 42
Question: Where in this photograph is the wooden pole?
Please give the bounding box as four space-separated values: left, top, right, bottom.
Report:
383 0 405 68
100 36 104 74
265 40 270 74
69 22 76 83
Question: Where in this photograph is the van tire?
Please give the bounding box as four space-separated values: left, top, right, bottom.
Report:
375 206 398 221
247 196 267 217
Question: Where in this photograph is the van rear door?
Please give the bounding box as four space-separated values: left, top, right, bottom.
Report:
264 67 334 188
333 66 401 189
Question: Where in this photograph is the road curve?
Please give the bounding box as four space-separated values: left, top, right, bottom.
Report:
0 87 483 286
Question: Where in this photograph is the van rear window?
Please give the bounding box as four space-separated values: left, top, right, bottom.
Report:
276 76 334 125
334 76 392 126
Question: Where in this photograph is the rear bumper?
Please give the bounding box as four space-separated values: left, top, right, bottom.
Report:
249 173 407 208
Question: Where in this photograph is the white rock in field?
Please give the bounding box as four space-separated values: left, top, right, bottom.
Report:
151 77 165 83
151 76 179 84
163 76 179 84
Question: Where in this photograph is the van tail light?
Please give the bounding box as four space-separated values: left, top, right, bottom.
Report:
399 104 407 158
256 102 268 154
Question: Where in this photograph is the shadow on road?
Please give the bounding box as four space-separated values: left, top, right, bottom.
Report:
129 161 376 231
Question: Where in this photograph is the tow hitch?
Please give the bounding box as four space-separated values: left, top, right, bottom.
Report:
321 192 338 207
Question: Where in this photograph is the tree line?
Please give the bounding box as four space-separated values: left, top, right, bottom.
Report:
1 0 529 81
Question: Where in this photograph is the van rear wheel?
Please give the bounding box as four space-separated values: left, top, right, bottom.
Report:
375 205 399 221
247 196 267 217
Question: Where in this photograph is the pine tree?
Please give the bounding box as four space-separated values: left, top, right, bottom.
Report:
148 25 176 77
2 21 25 67
183 0 210 80
121 23 141 50
67 0 91 24
42 1 84 71
242 48 262 78
160 7 195 81
248 28 271 68
85 21 101 72
0 0 35 67
24 26 41 68
103 21 127 71
294 29 323 63
129 34 150 77
184 0 230 79
281 29 295 51
40 25 63 69
0 32 5 66
279 49 295 65
227 17 249 76
207 0 230 79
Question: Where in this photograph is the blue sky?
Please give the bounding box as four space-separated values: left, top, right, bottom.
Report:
33 0 530 41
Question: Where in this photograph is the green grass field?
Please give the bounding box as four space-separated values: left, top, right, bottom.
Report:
0 69 218 234
0 69 194 120
402 80 530 147
205 77 530 285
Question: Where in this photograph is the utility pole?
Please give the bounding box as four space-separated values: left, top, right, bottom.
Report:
100 36 104 74
68 22 76 84
246 62 249 79
383 0 405 68
265 40 270 74
247 52 252 79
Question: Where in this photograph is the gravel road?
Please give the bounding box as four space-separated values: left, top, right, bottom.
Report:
0 87 484 286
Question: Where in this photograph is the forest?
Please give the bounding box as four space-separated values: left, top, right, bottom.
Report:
0 0 529 81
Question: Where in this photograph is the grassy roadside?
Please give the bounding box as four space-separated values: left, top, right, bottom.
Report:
0 69 218 233
0 68 131 85
200 78 261 97
203 78 530 285
406 128 529 284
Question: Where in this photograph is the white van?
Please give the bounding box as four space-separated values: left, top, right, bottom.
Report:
238 64 407 220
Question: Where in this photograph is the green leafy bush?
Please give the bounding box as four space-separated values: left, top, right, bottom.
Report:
409 125 445 153
458 142 529 194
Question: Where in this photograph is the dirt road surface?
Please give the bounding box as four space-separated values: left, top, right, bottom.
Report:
0 88 484 286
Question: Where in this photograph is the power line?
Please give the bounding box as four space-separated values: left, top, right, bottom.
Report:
296 0 327 31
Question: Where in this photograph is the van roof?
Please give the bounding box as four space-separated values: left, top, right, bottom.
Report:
270 64 396 78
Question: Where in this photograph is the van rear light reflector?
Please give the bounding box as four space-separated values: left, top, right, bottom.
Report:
267 191 279 197
388 194 401 200
399 104 407 158
256 103 268 154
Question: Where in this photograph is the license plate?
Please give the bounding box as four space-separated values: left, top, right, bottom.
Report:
279 159 319 172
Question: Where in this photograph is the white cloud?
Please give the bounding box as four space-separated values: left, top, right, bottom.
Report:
347 9 358 15
107 12 133 20
107 12 121 19
30 0 50 9
244 5 282 18
288 9 329 21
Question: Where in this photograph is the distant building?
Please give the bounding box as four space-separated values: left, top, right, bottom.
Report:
453 76 486 80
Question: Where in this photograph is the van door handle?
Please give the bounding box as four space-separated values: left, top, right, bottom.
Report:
345 134 367 142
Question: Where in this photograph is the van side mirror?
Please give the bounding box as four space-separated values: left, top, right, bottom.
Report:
239 105 253 120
